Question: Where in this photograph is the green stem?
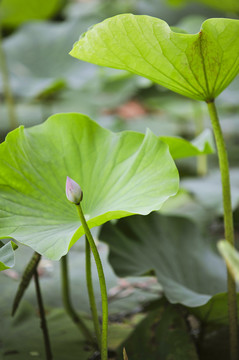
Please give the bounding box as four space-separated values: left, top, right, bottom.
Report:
207 101 238 360
0 27 18 130
85 235 102 350
12 252 41 316
34 269 53 360
60 255 95 345
77 204 108 360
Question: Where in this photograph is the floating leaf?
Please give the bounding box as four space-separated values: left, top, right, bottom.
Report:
70 14 239 101
117 301 199 360
0 302 148 360
0 240 18 271
0 113 178 260
100 213 227 307
0 303 95 360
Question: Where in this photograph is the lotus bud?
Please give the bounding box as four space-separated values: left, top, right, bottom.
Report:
66 176 83 204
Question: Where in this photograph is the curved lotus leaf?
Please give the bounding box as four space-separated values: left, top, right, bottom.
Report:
0 113 178 260
99 213 227 307
0 241 18 271
70 14 239 102
0 0 64 29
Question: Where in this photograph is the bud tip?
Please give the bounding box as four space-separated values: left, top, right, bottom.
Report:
66 176 83 204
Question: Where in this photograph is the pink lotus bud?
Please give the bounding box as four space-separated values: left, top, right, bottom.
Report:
66 176 83 204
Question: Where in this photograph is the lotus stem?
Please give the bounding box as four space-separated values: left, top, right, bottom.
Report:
60 255 95 345
123 348 129 360
207 100 238 360
12 252 41 316
77 203 108 360
34 268 53 360
85 235 102 350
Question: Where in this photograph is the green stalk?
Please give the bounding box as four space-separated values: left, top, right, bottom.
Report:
60 255 95 345
85 235 102 350
34 269 53 360
12 252 41 316
77 204 108 360
0 27 18 130
207 101 238 360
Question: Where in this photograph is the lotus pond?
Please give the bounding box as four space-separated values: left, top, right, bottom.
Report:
1 1 239 359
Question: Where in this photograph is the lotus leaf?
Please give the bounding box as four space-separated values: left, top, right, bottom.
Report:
0 113 178 260
70 15 239 101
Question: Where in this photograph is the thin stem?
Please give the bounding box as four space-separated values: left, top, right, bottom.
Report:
85 235 102 350
12 252 41 316
207 101 238 360
0 27 18 130
123 348 129 360
34 269 53 360
60 255 95 345
77 203 108 360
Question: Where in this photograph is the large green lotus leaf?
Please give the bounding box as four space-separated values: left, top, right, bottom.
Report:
0 240 17 271
0 113 178 260
70 14 239 101
0 0 64 29
99 213 228 307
